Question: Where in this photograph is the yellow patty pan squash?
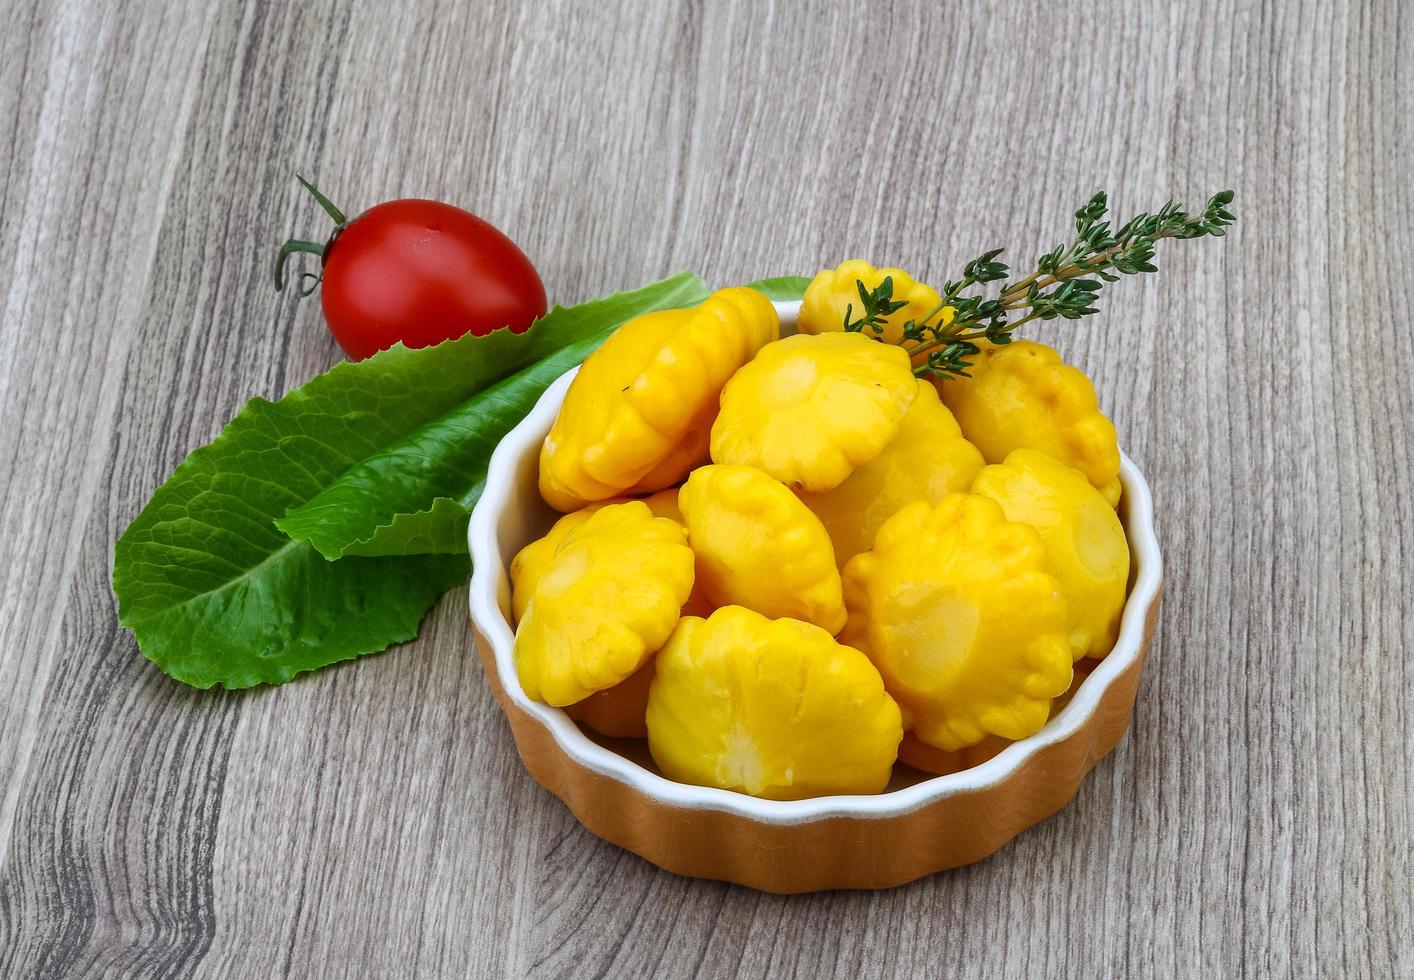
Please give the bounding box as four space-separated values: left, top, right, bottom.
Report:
840 493 1073 751
934 340 1120 501
513 501 694 706
710 332 918 493
972 449 1130 660
898 659 1098 774
646 606 902 799
511 488 709 623
798 259 950 346
798 380 984 568
539 286 779 511
641 488 715 618
563 658 656 739
678 465 845 632
897 732 1013 776
509 505 602 623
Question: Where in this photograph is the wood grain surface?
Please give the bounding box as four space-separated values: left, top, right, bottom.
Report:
1 0 1409 977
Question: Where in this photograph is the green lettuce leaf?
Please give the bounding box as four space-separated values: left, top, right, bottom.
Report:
746 275 812 301
275 328 616 558
335 497 478 558
114 272 708 688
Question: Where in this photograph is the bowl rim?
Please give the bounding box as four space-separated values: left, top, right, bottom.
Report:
468 302 1163 826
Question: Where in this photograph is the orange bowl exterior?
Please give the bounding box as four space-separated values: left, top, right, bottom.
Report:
473 589 1158 893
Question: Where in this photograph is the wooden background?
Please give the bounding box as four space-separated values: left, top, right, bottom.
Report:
2 0 1409 976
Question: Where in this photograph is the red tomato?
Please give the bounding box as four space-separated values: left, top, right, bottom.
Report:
278 180 546 359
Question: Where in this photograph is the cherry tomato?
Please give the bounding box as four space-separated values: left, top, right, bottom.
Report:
277 177 546 360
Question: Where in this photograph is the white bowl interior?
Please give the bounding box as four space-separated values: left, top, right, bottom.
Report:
468 301 1163 824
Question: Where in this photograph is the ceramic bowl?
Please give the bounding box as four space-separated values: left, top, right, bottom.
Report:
467 301 1163 893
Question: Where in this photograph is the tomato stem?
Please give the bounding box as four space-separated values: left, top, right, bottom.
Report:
275 239 326 291
275 175 352 293
296 174 347 224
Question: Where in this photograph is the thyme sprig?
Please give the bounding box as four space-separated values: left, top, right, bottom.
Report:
843 190 1236 379
842 278 907 335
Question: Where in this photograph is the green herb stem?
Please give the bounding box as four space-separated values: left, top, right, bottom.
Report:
844 189 1236 379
